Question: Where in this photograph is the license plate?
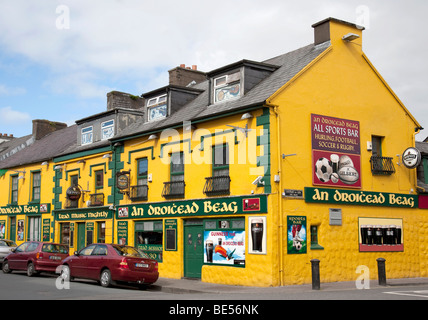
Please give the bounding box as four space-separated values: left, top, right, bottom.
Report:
135 263 148 268
49 256 61 260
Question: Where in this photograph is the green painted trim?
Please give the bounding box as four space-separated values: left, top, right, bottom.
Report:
423 158 428 184
127 146 155 163
198 129 239 151
111 105 265 143
89 163 107 177
53 146 112 163
160 139 192 158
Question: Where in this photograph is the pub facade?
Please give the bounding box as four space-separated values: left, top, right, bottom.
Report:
1 18 427 287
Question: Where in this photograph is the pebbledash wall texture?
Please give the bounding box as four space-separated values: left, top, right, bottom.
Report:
0 18 427 287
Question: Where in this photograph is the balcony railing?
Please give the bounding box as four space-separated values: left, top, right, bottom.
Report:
370 156 395 175
203 175 231 196
89 193 104 206
162 181 185 199
129 185 148 202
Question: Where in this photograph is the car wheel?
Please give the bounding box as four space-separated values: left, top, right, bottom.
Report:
100 269 112 288
2 260 11 274
27 262 38 277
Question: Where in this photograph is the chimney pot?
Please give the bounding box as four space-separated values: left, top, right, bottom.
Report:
180 64 186 68
192 65 197 70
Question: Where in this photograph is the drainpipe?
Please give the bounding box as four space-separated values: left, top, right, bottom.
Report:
265 101 284 286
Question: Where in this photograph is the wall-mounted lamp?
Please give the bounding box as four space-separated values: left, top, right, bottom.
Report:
77 160 86 164
54 165 64 170
130 134 158 147
41 161 49 168
102 154 112 159
240 112 253 120
17 175 25 181
342 33 360 42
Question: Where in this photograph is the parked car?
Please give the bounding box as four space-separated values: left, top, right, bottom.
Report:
60 243 159 288
2 241 69 276
0 240 17 265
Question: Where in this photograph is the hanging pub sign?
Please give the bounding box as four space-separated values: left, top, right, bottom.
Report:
116 171 130 190
66 185 81 201
402 147 421 169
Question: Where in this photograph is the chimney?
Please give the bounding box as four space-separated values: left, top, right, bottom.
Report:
312 17 364 47
168 64 206 87
107 91 145 111
32 120 67 140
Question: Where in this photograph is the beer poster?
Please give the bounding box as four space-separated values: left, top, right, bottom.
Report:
204 230 245 266
358 217 403 252
311 114 362 189
248 216 266 254
287 216 307 254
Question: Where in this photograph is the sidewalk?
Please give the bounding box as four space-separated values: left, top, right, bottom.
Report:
151 276 428 295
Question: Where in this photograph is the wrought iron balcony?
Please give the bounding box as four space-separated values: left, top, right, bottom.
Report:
129 185 148 202
162 181 185 199
370 156 395 175
89 193 104 206
203 175 231 196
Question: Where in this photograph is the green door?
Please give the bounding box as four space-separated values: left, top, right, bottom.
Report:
77 223 86 252
184 223 204 278
9 217 16 242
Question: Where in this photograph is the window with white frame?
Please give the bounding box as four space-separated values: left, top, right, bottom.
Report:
101 119 114 140
81 126 93 145
213 72 241 103
147 95 167 121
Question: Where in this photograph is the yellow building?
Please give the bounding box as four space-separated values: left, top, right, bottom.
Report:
0 18 426 287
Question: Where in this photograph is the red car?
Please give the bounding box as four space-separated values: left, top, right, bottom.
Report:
60 243 159 288
2 241 69 277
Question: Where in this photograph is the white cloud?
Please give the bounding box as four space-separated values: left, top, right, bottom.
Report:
0 0 426 135
0 106 31 124
0 84 26 96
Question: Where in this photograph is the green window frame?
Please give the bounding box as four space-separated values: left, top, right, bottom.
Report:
10 175 18 205
213 144 229 176
170 152 184 181
94 170 104 190
137 157 148 185
310 225 324 250
31 171 41 203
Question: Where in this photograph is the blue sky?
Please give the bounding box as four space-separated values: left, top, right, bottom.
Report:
0 0 427 140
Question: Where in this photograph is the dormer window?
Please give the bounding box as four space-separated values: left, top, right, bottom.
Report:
147 94 168 121
81 126 93 145
213 72 241 103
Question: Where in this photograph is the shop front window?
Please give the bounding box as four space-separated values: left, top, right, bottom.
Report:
135 221 163 262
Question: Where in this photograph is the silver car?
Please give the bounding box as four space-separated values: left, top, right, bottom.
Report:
0 240 17 264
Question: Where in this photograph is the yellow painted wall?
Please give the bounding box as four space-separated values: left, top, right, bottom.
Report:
0 162 55 245
267 20 425 285
116 109 281 287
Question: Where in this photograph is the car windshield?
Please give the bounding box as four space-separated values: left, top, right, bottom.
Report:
0 240 16 247
112 245 145 258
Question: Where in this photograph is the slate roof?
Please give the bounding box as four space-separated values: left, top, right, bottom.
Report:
112 41 330 141
0 125 77 170
0 134 34 162
0 41 330 166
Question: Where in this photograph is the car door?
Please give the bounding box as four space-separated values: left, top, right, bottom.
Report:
7 242 29 270
71 244 96 278
86 244 108 279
